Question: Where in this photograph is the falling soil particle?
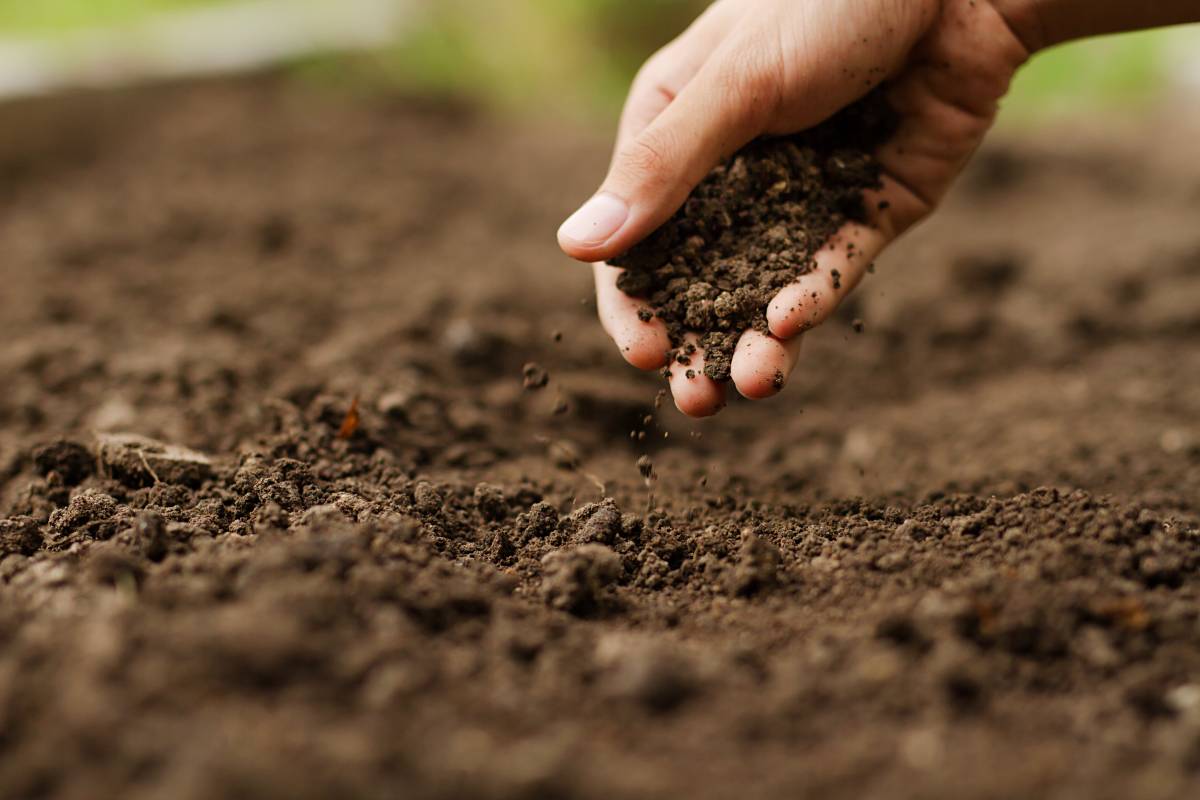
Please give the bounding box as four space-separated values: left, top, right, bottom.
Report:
636 455 654 480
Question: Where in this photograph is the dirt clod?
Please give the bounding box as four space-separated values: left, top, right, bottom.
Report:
728 529 781 596
540 543 622 616
32 439 93 485
97 433 213 488
0 515 42 557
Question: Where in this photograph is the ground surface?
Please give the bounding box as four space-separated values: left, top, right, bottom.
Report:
1 78 1200 799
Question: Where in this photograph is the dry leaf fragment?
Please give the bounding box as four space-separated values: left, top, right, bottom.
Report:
338 395 361 440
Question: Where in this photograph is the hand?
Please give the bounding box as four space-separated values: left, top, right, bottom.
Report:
558 0 1034 417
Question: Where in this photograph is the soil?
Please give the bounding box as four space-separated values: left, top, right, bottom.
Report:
610 92 893 380
2 77 1200 800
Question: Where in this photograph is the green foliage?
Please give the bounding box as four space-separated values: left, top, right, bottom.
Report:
1003 29 1170 120
0 0 1191 126
356 0 703 114
0 0 219 33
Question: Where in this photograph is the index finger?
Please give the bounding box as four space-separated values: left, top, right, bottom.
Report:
614 0 745 154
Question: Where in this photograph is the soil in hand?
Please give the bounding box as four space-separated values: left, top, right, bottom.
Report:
610 91 894 380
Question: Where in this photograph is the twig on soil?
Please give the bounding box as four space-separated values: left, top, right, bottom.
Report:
137 449 161 485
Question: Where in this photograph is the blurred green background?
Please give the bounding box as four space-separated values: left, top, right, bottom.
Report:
0 0 1196 122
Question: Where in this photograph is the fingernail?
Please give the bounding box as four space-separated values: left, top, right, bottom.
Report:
558 193 628 247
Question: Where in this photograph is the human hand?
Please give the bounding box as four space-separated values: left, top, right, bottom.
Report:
558 0 1033 416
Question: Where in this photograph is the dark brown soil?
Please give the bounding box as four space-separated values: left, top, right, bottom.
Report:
610 93 893 379
2 78 1200 800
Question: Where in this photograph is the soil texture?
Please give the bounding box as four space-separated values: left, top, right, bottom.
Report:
610 92 893 379
1 78 1200 800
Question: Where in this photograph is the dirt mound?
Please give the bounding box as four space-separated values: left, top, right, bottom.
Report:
1 78 1199 799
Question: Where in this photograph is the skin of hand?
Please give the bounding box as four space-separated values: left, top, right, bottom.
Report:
556 0 1194 418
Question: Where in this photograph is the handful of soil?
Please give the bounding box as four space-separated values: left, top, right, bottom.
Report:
610 91 896 381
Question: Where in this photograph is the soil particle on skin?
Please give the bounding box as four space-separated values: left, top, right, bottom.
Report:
611 91 895 380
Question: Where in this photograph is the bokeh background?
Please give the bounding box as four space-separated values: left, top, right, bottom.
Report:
1 0 1198 123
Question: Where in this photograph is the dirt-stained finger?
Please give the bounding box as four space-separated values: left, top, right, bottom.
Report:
766 215 890 340
730 329 802 400
593 263 671 371
666 333 726 417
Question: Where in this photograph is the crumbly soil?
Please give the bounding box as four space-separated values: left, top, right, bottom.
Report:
2 78 1200 800
610 92 893 380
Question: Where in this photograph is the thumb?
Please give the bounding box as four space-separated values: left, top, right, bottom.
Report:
558 51 770 263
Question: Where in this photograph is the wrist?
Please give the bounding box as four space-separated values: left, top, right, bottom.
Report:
989 0 1200 52
987 0 1049 53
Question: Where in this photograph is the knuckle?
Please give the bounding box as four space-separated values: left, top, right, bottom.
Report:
632 45 686 103
635 48 674 87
